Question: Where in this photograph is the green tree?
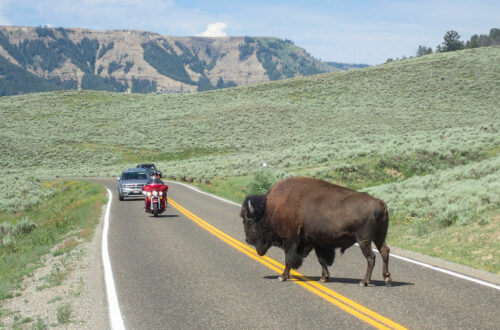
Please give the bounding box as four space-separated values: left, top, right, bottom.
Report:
442 30 464 52
216 77 225 89
416 45 433 57
465 28 500 48
216 77 237 89
490 28 500 43
197 75 214 91
466 34 480 48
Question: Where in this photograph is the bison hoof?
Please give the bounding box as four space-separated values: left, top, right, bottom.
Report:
385 277 393 286
278 276 287 282
359 281 368 287
320 277 329 283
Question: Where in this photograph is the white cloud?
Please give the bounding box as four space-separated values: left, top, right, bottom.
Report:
197 22 227 37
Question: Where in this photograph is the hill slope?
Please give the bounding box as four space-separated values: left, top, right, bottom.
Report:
0 26 336 95
1 46 499 273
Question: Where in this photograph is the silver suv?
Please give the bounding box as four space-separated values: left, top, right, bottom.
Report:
117 168 150 201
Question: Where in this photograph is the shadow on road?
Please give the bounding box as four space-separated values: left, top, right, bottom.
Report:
146 214 180 219
263 275 413 287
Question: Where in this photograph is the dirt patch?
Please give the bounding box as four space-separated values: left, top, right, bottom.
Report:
383 167 404 178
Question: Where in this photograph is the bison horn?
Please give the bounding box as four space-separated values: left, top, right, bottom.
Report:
248 200 254 215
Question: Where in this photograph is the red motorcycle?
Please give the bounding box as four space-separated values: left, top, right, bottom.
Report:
142 177 168 217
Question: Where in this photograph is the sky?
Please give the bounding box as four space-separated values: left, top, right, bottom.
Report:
0 0 498 65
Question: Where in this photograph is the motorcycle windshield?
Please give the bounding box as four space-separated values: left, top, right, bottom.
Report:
142 184 168 192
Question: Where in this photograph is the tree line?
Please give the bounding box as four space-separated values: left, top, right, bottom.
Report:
388 28 499 62
421 27 499 55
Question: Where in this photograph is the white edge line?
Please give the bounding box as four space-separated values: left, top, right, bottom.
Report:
389 253 500 291
168 181 500 291
102 189 126 330
166 180 240 206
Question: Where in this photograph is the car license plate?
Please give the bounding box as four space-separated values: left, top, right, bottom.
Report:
134 190 140 194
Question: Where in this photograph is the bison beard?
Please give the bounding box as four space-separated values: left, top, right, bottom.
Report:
240 177 392 286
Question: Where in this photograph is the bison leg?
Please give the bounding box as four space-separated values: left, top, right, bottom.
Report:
314 247 335 282
279 266 291 282
279 241 304 282
358 240 375 287
375 241 392 286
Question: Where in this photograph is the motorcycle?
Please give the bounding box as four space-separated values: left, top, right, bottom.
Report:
142 178 168 217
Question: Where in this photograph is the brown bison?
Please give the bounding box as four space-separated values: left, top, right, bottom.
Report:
240 177 392 286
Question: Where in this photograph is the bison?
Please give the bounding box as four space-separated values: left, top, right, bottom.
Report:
240 177 392 286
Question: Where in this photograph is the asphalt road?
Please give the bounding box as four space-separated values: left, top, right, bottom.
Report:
97 178 499 329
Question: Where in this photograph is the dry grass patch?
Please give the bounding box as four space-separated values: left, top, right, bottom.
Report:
78 227 94 240
53 238 79 257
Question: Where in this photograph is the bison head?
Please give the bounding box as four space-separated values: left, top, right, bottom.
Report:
240 194 274 256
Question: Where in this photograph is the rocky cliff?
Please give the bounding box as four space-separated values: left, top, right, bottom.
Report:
0 26 337 95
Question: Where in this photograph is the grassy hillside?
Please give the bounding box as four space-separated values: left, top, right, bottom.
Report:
1 46 499 273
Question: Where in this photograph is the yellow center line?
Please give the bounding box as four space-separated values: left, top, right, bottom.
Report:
168 198 407 330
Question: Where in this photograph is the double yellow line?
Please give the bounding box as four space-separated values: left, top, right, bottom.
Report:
168 198 407 330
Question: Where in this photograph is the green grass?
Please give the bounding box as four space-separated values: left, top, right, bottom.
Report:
388 216 500 274
0 181 106 300
36 268 70 291
56 303 71 324
0 46 499 274
31 316 48 330
192 175 253 203
117 146 230 163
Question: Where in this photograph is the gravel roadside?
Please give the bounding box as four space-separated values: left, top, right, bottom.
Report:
0 205 109 329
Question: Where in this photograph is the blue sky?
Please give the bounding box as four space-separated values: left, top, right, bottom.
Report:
1 0 498 65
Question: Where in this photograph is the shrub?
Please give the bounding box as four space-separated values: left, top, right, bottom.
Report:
246 170 278 195
0 218 35 242
14 217 36 235
0 222 13 236
1 232 15 247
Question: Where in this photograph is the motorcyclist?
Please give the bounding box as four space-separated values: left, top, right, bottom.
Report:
147 176 164 185
150 170 163 182
142 171 168 215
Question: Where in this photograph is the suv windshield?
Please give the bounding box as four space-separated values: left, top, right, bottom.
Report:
138 164 156 170
122 172 148 180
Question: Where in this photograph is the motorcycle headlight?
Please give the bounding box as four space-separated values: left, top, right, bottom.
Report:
159 191 163 196
152 190 158 197
147 191 151 197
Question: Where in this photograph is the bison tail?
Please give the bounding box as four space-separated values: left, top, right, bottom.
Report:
375 200 389 243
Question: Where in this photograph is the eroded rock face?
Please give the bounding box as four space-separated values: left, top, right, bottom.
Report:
0 26 336 95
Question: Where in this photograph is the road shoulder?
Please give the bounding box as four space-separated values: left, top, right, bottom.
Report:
0 203 108 329
390 246 500 286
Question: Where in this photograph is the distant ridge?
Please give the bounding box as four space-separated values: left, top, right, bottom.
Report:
0 26 339 96
325 61 370 70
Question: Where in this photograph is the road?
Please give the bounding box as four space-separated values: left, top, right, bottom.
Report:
97 178 499 329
